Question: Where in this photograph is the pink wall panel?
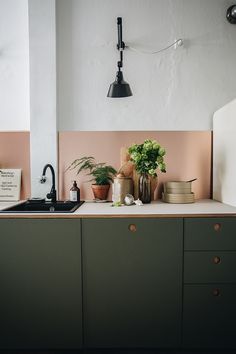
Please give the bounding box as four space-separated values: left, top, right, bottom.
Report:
59 131 212 201
0 132 31 200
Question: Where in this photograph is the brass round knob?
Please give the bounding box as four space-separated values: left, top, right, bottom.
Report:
214 223 221 232
213 256 221 264
212 288 221 297
128 224 137 232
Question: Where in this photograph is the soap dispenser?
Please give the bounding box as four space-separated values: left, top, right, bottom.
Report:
70 181 80 202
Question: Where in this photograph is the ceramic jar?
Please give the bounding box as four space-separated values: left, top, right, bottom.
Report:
112 173 134 203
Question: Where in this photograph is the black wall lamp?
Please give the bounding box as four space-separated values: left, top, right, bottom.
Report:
226 5 236 24
107 17 132 98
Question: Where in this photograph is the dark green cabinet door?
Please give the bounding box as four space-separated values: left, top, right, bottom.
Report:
183 284 236 348
0 219 82 349
82 218 183 348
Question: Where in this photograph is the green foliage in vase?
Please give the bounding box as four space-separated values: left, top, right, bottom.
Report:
128 139 166 177
67 156 117 185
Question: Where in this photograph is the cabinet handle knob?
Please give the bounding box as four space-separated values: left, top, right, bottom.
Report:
214 223 221 231
213 256 221 264
212 288 221 297
128 224 137 232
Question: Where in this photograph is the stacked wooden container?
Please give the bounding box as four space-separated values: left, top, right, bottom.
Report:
162 181 195 203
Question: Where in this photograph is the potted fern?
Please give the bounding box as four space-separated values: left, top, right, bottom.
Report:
67 156 117 200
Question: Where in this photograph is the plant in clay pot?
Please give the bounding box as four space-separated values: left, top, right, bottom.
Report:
67 156 117 200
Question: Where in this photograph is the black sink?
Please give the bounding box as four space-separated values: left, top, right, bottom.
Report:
1 200 84 213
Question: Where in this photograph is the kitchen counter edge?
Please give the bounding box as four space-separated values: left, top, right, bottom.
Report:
0 199 236 218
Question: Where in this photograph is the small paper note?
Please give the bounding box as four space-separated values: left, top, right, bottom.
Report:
0 169 21 201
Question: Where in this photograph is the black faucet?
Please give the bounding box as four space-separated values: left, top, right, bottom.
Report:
41 164 57 203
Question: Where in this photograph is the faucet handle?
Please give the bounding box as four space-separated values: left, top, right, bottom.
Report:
46 192 52 200
47 189 57 203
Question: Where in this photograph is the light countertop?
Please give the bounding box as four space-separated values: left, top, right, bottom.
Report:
75 199 236 217
0 199 236 218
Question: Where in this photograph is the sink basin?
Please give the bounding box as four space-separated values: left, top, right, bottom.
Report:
1 200 84 213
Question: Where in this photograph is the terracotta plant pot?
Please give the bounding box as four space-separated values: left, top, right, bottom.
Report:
91 184 110 200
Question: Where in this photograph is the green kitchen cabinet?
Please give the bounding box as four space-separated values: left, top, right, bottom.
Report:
183 217 236 348
184 217 236 251
0 219 82 349
184 251 236 283
183 284 236 348
82 218 183 348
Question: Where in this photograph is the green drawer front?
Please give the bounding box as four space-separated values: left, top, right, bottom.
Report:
184 218 236 250
184 251 236 283
183 284 236 348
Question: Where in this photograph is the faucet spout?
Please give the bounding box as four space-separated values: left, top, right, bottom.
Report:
42 164 57 203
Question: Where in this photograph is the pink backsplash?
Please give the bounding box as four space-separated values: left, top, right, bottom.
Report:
59 131 212 201
0 132 31 200
0 131 212 202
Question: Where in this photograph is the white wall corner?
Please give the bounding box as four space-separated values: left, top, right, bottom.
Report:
213 98 236 206
28 0 58 198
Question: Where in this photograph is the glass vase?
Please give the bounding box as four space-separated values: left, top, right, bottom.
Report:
139 173 151 203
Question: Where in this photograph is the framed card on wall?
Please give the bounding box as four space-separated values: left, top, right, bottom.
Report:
0 169 21 201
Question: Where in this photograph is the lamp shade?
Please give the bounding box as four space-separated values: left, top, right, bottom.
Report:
227 5 236 23
107 70 132 98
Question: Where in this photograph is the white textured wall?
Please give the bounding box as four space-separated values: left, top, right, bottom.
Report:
0 0 30 131
29 0 58 198
57 0 236 131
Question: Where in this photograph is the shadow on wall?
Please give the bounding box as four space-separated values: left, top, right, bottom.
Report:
58 131 212 201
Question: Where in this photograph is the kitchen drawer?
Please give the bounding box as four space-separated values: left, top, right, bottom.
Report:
184 218 236 250
184 251 236 283
183 284 236 348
